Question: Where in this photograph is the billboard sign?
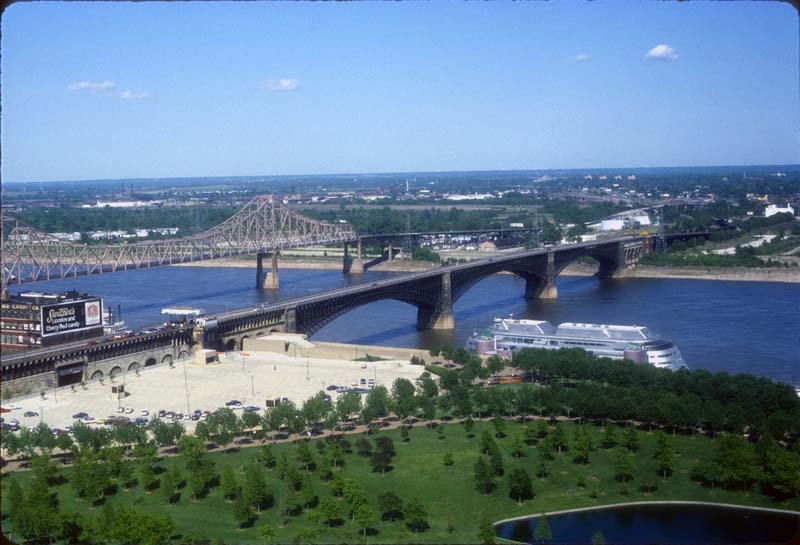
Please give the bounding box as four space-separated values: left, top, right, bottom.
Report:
41 298 103 337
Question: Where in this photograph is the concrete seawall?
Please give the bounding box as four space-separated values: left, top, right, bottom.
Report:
243 335 432 363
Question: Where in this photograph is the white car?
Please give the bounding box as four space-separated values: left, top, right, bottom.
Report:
140 409 149 417
183 413 191 420
124 407 134 414
116 407 125 414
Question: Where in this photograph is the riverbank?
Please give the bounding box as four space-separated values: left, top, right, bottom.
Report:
173 256 800 282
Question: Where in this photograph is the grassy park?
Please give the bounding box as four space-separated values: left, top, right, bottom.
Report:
3 417 798 544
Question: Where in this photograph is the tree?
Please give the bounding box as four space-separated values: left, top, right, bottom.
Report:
244 463 271 512
378 490 404 521
761 448 800 500
232 487 251 529
614 446 635 484
510 434 526 459
371 447 393 475
550 424 568 453
221 465 239 501
478 515 496 544
259 524 277 544
490 446 504 476
712 434 759 491
507 467 534 503
534 513 552 543
258 444 276 469
336 391 362 421
356 437 372 457
319 496 341 526
654 431 675 479
404 498 429 533
208 408 240 453
480 430 497 454
443 451 455 471
463 416 475 437
317 455 333 482
362 385 391 422
419 373 439 398
297 442 316 472
343 480 368 521
354 502 376 538
601 425 618 449
161 471 176 503
493 417 507 438
623 426 640 452
326 441 345 470
118 461 135 490
474 457 496 494
392 378 417 419
302 391 332 427
573 427 591 465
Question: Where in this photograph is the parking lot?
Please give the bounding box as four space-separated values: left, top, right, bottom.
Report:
1 350 426 434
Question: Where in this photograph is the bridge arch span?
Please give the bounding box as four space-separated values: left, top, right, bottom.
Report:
295 279 441 337
128 362 141 373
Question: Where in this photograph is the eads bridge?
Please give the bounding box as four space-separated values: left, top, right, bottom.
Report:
200 232 705 351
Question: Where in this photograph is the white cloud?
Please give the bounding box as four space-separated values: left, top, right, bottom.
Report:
261 79 300 92
571 53 590 62
644 44 678 61
120 90 149 100
67 80 116 92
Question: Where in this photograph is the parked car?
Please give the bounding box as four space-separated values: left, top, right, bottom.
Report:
244 405 260 412
165 411 175 419
225 400 243 407
23 411 38 418
72 412 89 420
124 407 134 414
140 409 149 417
183 413 191 420
326 385 338 391
116 407 125 414
158 410 167 418
444 363 456 368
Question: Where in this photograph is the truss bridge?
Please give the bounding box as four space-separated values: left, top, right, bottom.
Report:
1 195 357 289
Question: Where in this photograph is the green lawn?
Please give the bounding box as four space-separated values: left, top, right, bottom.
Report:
3 420 799 544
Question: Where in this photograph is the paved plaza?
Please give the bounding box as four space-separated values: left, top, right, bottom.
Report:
2 351 426 433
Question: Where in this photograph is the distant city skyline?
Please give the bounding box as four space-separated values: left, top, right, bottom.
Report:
1 1 798 182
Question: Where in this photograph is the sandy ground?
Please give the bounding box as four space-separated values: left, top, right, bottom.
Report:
1 351 425 434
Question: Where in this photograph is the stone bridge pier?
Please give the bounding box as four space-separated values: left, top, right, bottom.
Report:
256 251 279 290
342 239 365 274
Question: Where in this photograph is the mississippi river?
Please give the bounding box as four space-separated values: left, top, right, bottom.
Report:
11 267 799 384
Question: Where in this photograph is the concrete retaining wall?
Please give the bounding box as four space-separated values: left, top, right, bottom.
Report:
243 336 432 363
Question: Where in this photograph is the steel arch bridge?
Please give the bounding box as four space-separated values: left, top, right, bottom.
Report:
1 195 357 288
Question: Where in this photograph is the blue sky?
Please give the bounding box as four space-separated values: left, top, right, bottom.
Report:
1 1 798 182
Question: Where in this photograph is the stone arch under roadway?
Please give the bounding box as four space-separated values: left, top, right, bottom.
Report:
128 362 141 373
162 354 174 366
90 370 104 380
144 357 157 367
109 366 123 379
299 296 428 338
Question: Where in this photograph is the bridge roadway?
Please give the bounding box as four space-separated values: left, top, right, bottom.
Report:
1 233 706 394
